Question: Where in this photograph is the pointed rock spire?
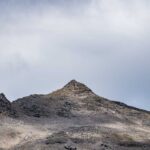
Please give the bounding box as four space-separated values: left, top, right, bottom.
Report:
0 93 11 113
0 93 8 102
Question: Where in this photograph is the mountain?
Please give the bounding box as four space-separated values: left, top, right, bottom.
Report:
12 80 96 118
12 80 150 123
0 80 150 150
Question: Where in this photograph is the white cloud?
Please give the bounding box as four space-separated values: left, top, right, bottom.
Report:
0 0 150 110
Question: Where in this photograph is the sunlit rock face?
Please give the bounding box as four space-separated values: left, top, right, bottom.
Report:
63 80 93 94
49 80 96 99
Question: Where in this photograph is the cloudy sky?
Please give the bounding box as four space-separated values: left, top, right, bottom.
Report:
0 0 150 110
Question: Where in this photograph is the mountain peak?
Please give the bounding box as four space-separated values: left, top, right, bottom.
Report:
63 80 93 95
49 80 94 97
64 79 82 88
66 79 78 84
0 93 8 102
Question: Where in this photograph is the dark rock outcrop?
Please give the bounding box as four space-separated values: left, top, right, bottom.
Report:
0 93 11 114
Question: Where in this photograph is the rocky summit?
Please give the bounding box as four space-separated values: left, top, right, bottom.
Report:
0 80 150 150
62 80 93 95
49 80 94 97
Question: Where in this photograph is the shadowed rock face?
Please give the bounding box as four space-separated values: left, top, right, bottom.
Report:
0 93 11 113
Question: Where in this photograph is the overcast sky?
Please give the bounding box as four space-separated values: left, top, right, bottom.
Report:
0 0 150 110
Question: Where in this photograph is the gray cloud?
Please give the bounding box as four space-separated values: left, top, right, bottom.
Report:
0 0 150 110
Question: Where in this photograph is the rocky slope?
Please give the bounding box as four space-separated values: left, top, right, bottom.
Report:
12 80 150 124
0 80 150 150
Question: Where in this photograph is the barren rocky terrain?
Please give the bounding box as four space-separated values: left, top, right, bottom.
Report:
0 80 150 150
